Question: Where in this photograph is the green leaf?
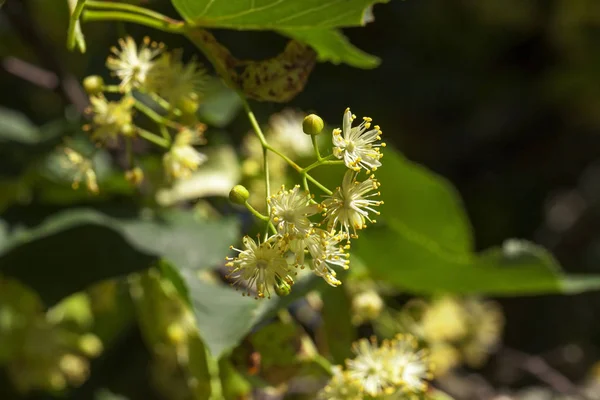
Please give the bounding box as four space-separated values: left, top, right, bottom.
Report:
280 29 380 69
320 281 354 363
0 107 41 144
354 149 600 295
173 0 389 30
0 209 238 305
173 268 261 358
198 78 243 127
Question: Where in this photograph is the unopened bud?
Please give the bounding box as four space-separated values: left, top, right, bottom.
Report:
121 123 135 137
78 334 103 358
302 114 324 136
125 167 144 186
83 75 104 95
229 185 250 205
274 276 293 297
178 94 200 116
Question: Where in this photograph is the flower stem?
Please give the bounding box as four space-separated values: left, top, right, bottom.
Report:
313 354 334 376
204 345 224 400
67 0 87 51
311 135 322 160
305 173 332 195
244 201 269 222
133 99 179 130
82 10 186 34
137 127 170 148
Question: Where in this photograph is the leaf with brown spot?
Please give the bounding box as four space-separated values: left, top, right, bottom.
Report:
236 40 316 102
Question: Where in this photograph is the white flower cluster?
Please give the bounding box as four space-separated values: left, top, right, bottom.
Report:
318 335 431 399
226 108 385 298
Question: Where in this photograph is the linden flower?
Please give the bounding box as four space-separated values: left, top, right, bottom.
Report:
388 334 431 393
163 126 207 180
317 366 363 400
147 51 206 106
87 95 134 143
225 235 294 299
268 185 320 237
346 337 394 396
106 36 164 91
62 148 98 194
322 170 382 238
333 107 385 172
289 229 349 286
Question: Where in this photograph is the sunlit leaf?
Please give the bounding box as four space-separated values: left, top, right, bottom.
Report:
280 28 380 69
173 0 389 30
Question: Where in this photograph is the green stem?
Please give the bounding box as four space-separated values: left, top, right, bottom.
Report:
268 221 277 235
204 346 224 400
137 128 170 148
266 145 302 172
159 125 171 143
103 84 121 93
301 154 338 174
305 173 332 195
244 201 269 222
313 354 334 376
82 10 186 34
133 99 179 130
86 0 182 25
67 0 87 51
311 135 322 160
263 147 271 241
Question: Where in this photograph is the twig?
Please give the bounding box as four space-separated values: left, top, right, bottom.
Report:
501 347 583 396
2 56 59 89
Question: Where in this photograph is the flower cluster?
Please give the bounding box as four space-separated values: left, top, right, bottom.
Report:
318 335 432 399
226 108 385 298
393 296 504 376
68 37 209 193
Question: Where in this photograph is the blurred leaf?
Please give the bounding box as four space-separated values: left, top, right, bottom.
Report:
198 78 243 127
429 389 456 400
174 269 261 358
320 281 354 363
173 0 389 29
355 149 600 295
0 209 238 305
0 107 41 144
280 28 380 69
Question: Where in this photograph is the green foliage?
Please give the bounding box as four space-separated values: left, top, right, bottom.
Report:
280 28 381 68
0 209 238 305
172 0 388 29
354 149 600 295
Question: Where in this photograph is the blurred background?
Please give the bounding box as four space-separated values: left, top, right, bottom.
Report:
2 0 600 399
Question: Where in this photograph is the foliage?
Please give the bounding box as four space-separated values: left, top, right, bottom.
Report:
1 0 599 399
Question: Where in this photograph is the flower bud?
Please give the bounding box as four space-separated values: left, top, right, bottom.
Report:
83 75 104 95
274 276 293 297
125 167 144 186
78 333 103 358
178 94 200 116
229 185 250 205
302 114 324 136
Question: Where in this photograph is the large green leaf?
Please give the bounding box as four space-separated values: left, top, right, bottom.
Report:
354 149 600 295
0 209 238 305
173 0 388 30
280 28 380 69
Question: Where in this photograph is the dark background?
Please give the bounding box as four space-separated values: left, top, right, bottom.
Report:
2 0 600 397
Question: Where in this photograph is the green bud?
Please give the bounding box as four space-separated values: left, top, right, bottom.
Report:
229 185 250 205
121 124 135 137
178 94 200 116
302 114 324 136
78 333 103 358
83 75 104 95
274 276 293 297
